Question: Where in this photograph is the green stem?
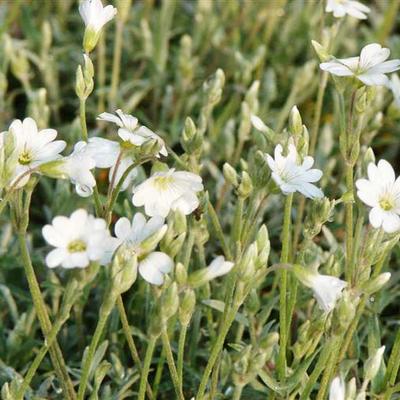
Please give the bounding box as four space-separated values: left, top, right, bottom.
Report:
299 336 337 400
207 197 233 260
17 233 77 400
161 327 185 400
277 193 293 380
231 197 244 254
345 164 354 281
383 328 400 399
116 295 154 399
77 296 114 400
177 324 188 389
232 384 244 400
196 288 242 399
79 98 88 142
138 336 157 400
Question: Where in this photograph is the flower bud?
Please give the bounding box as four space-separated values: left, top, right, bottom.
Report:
188 256 234 288
244 289 260 315
162 282 179 323
182 117 203 154
238 101 252 142
289 105 303 137
223 163 239 187
238 171 253 198
245 80 260 112
332 290 358 332
362 148 375 176
364 346 385 382
179 289 196 326
347 377 357 400
140 225 168 254
238 243 257 282
175 262 187 286
355 392 366 400
311 40 330 62
361 272 391 295
111 245 138 296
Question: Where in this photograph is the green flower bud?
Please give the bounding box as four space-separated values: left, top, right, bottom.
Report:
162 282 179 323
223 163 239 187
175 262 187 286
289 105 303 137
361 272 391 295
140 225 168 255
238 171 253 198
332 291 358 333
179 289 196 326
111 245 138 296
362 147 375 176
311 40 330 62
181 117 203 154
244 289 260 315
238 242 257 282
364 345 385 383
347 377 357 400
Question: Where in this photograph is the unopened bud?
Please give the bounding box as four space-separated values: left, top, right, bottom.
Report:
175 262 187 286
311 40 330 62
364 346 385 381
289 105 303 137
238 243 257 281
179 289 196 326
223 163 239 187
238 171 253 198
111 246 138 295
245 289 260 315
362 272 391 295
162 282 179 322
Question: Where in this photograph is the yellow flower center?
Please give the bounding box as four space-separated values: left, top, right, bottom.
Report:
67 240 87 253
379 195 395 211
121 141 135 150
18 150 33 165
153 175 173 190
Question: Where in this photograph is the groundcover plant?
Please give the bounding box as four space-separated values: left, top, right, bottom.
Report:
1 0 400 399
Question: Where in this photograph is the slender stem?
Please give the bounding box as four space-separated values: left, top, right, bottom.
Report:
207 198 233 260
345 165 354 281
277 193 293 380
77 297 114 400
17 233 77 400
152 348 166 398
116 296 154 399
196 288 242 399
299 336 336 400
383 328 400 399
138 336 157 400
177 324 188 391
231 197 244 254
79 99 88 142
161 327 185 400
96 33 106 113
232 384 244 400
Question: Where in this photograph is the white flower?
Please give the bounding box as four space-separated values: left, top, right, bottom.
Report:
114 213 172 285
205 256 234 280
188 256 234 287
329 376 345 400
294 266 347 313
42 209 118 269
326 0 370 19
132 169 203 217
265 143 323 199
320 43 400 86
9 117 66 187
85 137 137 191
388 74 400 108
98 109 168 157
79 0 117 34
356 160 400 233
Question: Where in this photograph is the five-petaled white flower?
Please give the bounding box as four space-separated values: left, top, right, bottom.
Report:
79 0 117 34
329 376 345 400
114 213 173 285
9 117 66 188
132 169 203 217
326 0 370 20
98 109 168 157
320 43 400 86
188 256 234 288
294 265 347 313
356 159 400 233
266 143 323 199
42 209 118 269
